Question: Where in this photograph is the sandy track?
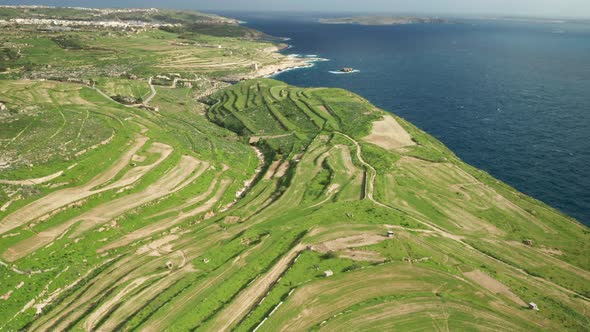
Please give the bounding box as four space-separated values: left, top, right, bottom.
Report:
207 243 305 331
143 77 157 105
364 115 415 150
3 155 201 261
335 132 377 202
0 135 150 236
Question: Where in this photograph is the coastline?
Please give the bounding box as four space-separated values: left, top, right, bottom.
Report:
225 44 325 81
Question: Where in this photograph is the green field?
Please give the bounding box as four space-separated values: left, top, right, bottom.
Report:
0 6 589 332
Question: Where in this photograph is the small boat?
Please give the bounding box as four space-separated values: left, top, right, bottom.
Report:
329 67 360 75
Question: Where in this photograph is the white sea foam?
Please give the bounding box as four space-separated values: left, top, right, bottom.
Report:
265 63 316 78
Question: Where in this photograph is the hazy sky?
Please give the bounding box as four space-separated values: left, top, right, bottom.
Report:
1 0 589 18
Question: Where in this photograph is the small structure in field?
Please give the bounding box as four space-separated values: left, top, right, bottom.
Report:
203 258 210 264
323 270 334 277
387 231 395 238
528 302 539 311
166 261 174 270
252 63 259 71
523 239 534 247
0 102 6 111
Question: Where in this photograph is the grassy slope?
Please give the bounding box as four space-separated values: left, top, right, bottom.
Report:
0 10 588 331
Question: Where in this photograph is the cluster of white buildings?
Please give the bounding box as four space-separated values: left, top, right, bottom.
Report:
0 5 159 15
0 18 179 29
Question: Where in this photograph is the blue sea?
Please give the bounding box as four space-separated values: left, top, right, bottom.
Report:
229 13 590 225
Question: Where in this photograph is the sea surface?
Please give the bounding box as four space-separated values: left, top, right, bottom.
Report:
227 13 590 225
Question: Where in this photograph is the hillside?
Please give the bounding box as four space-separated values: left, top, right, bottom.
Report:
1 7 589 332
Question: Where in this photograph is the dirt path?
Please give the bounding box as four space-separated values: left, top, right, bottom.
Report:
335 132 377 203
207 243 305 331
143 77 157 105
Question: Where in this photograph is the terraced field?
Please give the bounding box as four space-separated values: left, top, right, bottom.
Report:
0 6 589 330
1 76 588 331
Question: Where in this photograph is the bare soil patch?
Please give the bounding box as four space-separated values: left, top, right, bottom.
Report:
0 171 63 186
464 270 527 307
339 249 385 262
364 115 415 150
314 234 388 252
273 160 290 178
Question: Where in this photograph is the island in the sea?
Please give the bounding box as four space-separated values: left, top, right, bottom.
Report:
319 16 450 26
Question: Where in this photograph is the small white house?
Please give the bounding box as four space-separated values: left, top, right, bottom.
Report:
324 270 334 277
528 302 539 311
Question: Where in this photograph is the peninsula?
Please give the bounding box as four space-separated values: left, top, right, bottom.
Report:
0 6 588 332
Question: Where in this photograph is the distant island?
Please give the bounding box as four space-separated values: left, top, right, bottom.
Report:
319 16 450 26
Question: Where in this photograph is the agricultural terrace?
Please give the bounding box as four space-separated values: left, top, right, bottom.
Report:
0 75 588 331
0 10 288 81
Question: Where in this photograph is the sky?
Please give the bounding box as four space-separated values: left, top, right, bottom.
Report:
1 0 589 18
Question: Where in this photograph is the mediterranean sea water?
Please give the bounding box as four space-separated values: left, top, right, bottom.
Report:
231 13 590 225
